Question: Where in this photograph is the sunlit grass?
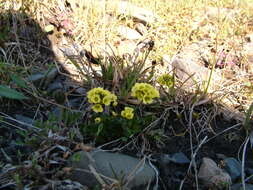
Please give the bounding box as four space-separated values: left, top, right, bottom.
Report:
1 0 253 118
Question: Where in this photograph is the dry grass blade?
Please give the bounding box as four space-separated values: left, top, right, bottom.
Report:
241 136 250 190
179 136 208 190
0 111 40 131
0 166 16 188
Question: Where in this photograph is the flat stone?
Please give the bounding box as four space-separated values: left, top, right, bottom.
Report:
117 1 159 25
115 40 136 56
27 73 44 83
27 68 58 88
223 157 242 181
67 0 160 25
198 157 231 188
117 25 142 40
231 183 253 190
158 152 190 165
206 6 239 20
168 152 190 164
68 151 156 189
47 81 63 93
170 40 222 91
50 180 88 190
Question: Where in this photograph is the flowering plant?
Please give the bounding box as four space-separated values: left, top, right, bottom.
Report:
131 83 159 104
87 87 117 113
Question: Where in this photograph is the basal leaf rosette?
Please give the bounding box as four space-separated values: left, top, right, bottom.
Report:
131 83 159 104
87 87 117 113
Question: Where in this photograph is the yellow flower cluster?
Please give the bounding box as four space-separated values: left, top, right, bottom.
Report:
157 74 173 88
87 87 117 113
121 107 134 119
131 83 159 104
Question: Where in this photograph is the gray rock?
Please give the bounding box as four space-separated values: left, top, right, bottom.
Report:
231 183 253 190
68 151 156 189
246 168 253 176
216 154 226 160
27 68 58 88
27 73 44 83
47 81 63 93
223 157 242 181
198 157 231 188
168 152 190 164
117 25 142 40
170 40 222 91
66 0 159 25
206 6 239 21
50 180 88 190
114 40 137 56
158 152 190 165
117 1 159 25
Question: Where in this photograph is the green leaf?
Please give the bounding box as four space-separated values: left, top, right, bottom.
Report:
244 102 253 132
96 124 104 137
11 74 28 88
0 85 28 100
101 61 114 81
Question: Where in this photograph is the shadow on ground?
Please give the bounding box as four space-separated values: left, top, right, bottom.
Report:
0 7 252 190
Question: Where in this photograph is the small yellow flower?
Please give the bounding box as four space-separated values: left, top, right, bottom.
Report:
150 88 159 98
90 94 101 104
143 95 153 104
92 104 103 113
87 87 118 108
121 107 134 119
102 95 111 106
131 83 159 104
95 117 101 123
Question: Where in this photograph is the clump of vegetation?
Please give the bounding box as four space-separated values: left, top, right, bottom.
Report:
84 81 161 142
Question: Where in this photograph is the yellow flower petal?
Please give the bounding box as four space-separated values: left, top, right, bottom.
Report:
90 94 101 104
92 104 103 113
121 107 134 119
102 95 111 106
131 83 159 104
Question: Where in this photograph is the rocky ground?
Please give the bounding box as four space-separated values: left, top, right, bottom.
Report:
1 0 253 190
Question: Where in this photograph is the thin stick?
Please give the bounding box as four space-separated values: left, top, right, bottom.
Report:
0 111 41 131
179 136 208 190
241 136 250 190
